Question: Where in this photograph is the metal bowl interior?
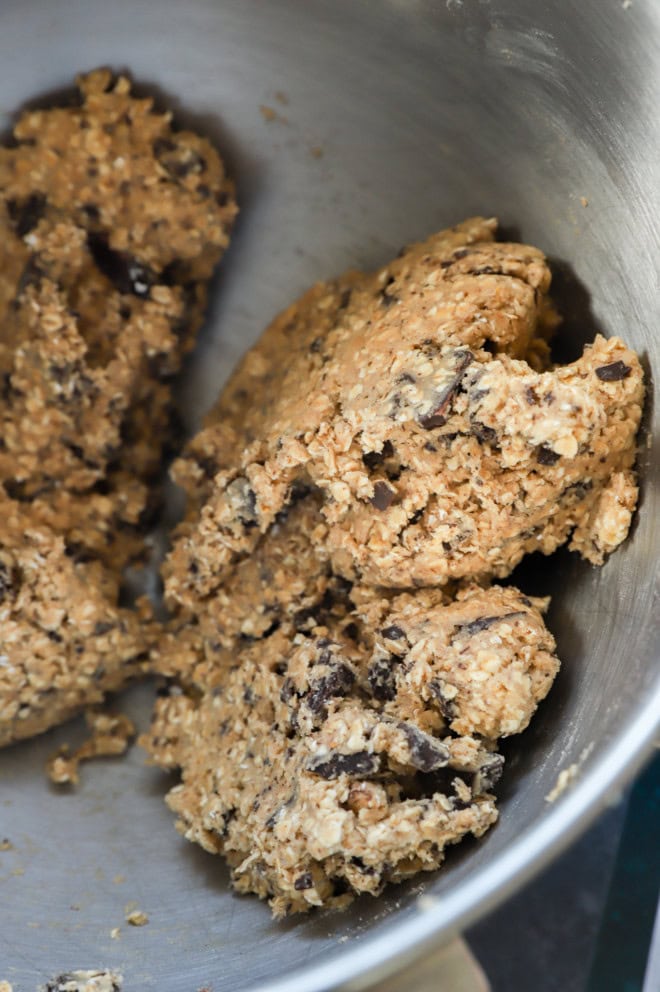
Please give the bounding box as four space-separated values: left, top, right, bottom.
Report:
1 1 659 990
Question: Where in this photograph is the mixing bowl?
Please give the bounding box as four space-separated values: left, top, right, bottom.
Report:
1 1 659 989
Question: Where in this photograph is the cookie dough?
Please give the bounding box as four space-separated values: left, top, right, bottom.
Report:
164 217 643 604
46 707 136 785
0 70 236 745
148 217 643 914
0 495 149 747
145 495 559 915
44 973 122 992
0 68 237 569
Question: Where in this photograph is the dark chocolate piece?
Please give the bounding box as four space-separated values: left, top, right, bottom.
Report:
595 361 631 382
398 722 449 772
371 481 395 510
306 662 355 714
307 750 382 779
453 611 526 638
87 233 156 298
368 655 399 702
418 351 473 429
536 445 561 466
7 193 47 237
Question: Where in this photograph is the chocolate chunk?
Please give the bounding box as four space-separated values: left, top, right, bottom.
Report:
307 750 382 779
292 605 320 632
93 621 115 636
339 287 353 309
368 654 399 701
5 478 55 501
428 679 456 721
453 611 526 638
471 421 497 444
0 561 20 604
418 350 474 429
343 621 360 642
525 386 540 405
350 856 376 875
536 444 561 466
561 478 593 502
264 785 299 828
87 233 156 298
371 481 395 510
382 624 406 640
595 361 631 382
14 256 45 299
414 766 470 804
452 248 470 259
380 276 399 307
293 872 313 891
153 137 207 179
7 193 47 237
362 441 394 471
398 722 449 772
306 662 355 714
195 455 218 480
468 265 497 276
225 477 259 528
408 508 424 526
64 541 97 564
473 752 505 793
81 202 101 225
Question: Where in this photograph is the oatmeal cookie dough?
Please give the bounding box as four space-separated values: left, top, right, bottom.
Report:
145 495 559 914
0 68 237 568
0 495 149 748
0 69 234 743
164 217 643 605
46 708 136 785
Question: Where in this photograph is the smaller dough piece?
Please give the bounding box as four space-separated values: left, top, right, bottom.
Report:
356 583 557 739
46 708 136 785
0 68 237 570
144 498 559 914
0 495 151 748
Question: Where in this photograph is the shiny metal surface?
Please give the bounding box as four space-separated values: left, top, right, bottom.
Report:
1 1 659 990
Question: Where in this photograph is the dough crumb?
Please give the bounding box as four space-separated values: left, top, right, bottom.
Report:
580 196 589 207
0 839 13 851
42 972 122 992
46 710 135 786
125 910 149 927
0 981 13 992
545 764 579 803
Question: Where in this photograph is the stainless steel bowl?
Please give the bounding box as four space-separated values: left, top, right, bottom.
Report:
2 1 659 990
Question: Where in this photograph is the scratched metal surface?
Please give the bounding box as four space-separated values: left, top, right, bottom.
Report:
0 1 659 991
